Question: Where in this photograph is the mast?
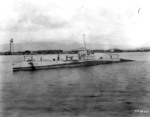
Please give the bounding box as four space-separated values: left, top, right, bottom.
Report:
83 34 87 52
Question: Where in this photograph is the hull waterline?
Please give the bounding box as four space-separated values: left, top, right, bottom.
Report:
13 59 134 72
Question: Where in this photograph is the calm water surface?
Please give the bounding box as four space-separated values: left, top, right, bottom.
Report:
0 52 150 117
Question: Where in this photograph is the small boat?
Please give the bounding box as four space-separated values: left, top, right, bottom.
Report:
12 35 134 71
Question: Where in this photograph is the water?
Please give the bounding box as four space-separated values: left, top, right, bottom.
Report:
0 52 150 117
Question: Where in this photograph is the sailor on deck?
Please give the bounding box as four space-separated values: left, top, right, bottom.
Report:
57 54 60 61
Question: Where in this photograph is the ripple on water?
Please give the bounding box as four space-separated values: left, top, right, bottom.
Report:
0 53 150 117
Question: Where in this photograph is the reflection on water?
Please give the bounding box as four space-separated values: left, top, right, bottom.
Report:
0 53 150 117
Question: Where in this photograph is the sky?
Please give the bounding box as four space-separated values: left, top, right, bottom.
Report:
0 0 150 50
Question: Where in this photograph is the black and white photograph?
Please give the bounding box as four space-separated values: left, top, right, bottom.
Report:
0 0 150 117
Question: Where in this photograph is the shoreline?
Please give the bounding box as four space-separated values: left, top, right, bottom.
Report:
0 51 150 56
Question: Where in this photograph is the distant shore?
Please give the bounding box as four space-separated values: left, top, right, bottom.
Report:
0 48 150 55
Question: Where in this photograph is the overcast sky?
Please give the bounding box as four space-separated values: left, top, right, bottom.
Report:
0 0 150 50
